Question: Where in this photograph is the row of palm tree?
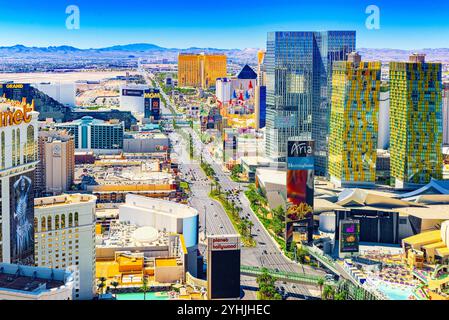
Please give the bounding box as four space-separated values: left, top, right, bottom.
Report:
97 277 120 295
97 277 150 299
209 179 255 245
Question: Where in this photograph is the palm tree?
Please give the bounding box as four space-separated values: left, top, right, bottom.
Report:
111 281 119 292
97 277 107 294
317 278 325 298
322 285 335 300
239 220 248 236
140 277 150 301
334 290 347 300
247 220 254 238
97 282 106 295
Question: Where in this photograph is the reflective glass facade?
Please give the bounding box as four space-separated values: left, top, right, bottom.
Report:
390 61 443 187
328 60 381 186
265 31 355 174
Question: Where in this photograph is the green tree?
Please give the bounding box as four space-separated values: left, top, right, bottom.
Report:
322 285 335 300
247 220 254 238
111 281 119 291
334 290 347 300
317 278 325 298
189 134 194 159
140 277 150 301
231 164 242 181
256 269 282 300
97 277 107 295
297 247 308 263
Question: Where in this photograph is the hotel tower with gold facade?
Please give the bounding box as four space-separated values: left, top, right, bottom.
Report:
328 52 381 187
178 53 227 89
390 54 443 189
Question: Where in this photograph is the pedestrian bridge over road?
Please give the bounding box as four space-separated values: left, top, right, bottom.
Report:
240 265 336 286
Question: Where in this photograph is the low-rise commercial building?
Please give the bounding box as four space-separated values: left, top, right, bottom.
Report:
119 194 200 278
0 263 74 300
123 132 169 153
77 159 177 202
96 225 187 286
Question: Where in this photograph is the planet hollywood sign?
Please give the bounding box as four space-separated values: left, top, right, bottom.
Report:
0 101 34 127
208 235 240 251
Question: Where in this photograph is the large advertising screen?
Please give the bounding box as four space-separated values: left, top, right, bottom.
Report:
9 171 35 265
339 220 360 254
286 139 314 246
144 89 161 120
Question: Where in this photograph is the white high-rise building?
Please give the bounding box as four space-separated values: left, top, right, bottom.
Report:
34 194 97 300
0 97 39 266
33 83 76 107
119 84 148 114
215 78 231 106
378 90 390 150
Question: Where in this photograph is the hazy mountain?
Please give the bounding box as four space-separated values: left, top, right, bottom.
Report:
98 43 165 52
0 43 236 54
358 48 449 62
0 44 82 53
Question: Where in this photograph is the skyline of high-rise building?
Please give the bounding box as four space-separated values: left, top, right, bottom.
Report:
390 54 443 189
264 31 356 172
328 52 381 187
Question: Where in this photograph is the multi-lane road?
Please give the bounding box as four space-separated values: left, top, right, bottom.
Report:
144 70 325 298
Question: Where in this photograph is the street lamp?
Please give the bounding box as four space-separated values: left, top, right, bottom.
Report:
203 204 207 240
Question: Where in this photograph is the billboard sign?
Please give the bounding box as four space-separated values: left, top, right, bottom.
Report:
0 83 32 102
339 220 360 254
208 235 240 251
144 89 161 120
122 89 144 97
207 235 241 300
10 171 35 265
286 139 314 246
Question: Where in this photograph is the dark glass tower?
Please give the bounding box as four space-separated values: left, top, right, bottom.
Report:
265 31 356 175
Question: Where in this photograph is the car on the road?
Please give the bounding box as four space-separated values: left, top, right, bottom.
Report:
325 274 336 281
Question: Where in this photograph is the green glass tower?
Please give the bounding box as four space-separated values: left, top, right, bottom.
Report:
390 54 443 189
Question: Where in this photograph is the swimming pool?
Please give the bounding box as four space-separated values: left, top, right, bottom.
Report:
376 282 414 300
115 292 170 300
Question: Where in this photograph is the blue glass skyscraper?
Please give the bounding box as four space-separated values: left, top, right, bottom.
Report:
265 31 356 175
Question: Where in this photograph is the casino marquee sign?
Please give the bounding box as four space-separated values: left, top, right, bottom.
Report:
0 97 34 127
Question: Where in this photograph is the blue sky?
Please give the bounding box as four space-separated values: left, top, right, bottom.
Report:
0 0 448 49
